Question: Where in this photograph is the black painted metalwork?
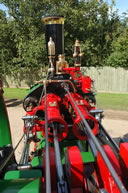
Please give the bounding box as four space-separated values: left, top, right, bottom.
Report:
44 16 64 64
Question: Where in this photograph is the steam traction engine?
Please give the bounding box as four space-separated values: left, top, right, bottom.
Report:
0 16 128 193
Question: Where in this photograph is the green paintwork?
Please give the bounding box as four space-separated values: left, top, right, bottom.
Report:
26 84 41 97
61 147 66 165
32 156 43 167
0 178 41 193
60 139 95 165
31 132 44 167
36 132 45 150
0 94 12 147
81 152 95 163
4 169 42 180
32 157 40 167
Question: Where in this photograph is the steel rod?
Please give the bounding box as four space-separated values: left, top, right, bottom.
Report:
79 121 97 157
98 121 119 152
53 124 69 193
65 87 127 193
44 81 52 193
85 132 97 157
19 132 29 165
24 143 30 164
53 126 64 181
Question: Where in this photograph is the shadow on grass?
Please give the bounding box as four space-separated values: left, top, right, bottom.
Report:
5 99 23 107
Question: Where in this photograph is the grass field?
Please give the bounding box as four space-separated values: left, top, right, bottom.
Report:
96 93 128 111
3 88 128 111
3 88 28 100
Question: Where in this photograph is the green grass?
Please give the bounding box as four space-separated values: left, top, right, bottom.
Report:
96 93 128 111
3 88 28 100
3 88 128 111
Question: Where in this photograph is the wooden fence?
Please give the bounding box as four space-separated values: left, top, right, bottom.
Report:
81 67 128 93
3 67 128 93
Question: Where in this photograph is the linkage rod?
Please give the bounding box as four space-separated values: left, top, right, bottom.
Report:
79 121 97 157
24 143 30 164
44 81 52 193
98 121 119 152
53 124 69 193
65 87 127 193
19 132 29 165
53 125 64 181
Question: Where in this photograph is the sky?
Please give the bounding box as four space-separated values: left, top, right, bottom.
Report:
106 0 128 15
0 0 128 16
0 3 8 15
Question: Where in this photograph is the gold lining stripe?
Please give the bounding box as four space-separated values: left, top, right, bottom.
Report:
43 17 64 24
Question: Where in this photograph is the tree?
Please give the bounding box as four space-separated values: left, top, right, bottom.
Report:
107 28 128 68
0 0 126 81
0 10 16 80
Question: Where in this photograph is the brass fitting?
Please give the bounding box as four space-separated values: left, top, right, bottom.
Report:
48 37 55 73
56 54 68 74
48 37 55 57
43 16 64 25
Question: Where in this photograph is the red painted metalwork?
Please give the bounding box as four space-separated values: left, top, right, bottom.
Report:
43 148 46 193
119 143 128 179
25 94 68 142
43 147 57 193
63 67 82 82
41 94 68 142
65 146 83 192
63 67 92 93
81 76 91 93
83 178 88 193
97 145 122 193
63 92 98 140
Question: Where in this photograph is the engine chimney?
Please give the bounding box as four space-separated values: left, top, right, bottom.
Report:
43 16 64 71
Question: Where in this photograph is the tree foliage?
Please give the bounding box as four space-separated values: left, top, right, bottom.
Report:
107 28 128 68
0 0 128 80
0 10 15 79
106 13 128 68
